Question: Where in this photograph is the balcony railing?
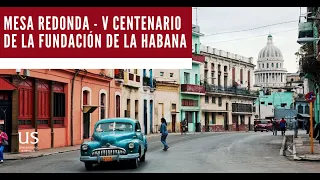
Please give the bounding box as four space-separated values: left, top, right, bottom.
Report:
181 84 205 94
205 84 258 97
192 53 205 63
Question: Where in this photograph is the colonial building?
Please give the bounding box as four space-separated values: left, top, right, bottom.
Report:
200 46 257 132
0 69 121 153
154 69 180 133
140 69 155 134
179 24 206 133
254 35 287 88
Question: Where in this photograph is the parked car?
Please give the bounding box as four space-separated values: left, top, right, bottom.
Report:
254 120 272 132
80 118 148 170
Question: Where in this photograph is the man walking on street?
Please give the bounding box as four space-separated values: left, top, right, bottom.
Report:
280 118 286 136
272 118 277 136
292 117 299 138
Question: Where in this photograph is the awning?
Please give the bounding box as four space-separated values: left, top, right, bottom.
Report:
0 77 17 90
83 105 99 114
297 113 310 118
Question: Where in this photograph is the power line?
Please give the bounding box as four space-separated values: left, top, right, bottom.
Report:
204 20 298 37
204 29 298 44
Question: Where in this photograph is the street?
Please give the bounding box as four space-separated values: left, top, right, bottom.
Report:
1 131 320 173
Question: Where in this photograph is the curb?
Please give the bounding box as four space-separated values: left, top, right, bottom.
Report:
5 148 80 161
279 135 286 156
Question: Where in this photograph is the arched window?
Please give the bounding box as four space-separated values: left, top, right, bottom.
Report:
305 104 310 114
298 104 303 114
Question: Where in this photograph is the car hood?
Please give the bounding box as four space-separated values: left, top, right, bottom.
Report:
94 131 136 146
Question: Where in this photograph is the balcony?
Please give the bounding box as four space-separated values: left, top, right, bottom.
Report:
205 84 258 98
192 53 205 63
114 69 124 83
123 71 141 88
181 84 205 95
143 76 156 92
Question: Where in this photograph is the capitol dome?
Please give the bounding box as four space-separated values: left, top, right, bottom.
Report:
254 35 287 88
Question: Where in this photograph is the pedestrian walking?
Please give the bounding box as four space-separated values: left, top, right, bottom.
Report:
0 127 8 163
304 119 310 134
272 118 277 136
160 118 169 151
292 117 299 138
279 118 286 136
181 119 187 135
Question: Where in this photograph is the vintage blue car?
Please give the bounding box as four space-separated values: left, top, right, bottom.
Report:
80 118 148 170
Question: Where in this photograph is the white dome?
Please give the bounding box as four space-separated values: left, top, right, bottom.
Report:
258 35 283 61
254 35 287 88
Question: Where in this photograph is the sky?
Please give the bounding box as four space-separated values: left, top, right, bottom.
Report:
193 7 307 73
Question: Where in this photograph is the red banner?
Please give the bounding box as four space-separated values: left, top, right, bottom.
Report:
0 7 191 58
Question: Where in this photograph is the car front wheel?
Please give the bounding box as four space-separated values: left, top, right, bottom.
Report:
84 162 93 171
140 151 146 162
128 158 139 169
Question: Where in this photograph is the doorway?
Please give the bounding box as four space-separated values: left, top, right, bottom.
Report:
0 91 12 152
83 113 90 139
149 100 153 133
205 112 209 132
171 114 176 132
248 117 251 131
224 113 229 131
143 100 147 135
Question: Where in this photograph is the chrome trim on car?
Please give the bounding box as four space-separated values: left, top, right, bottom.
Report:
91 147 127 157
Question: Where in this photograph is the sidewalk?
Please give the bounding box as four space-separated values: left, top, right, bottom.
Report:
3 132 200 160
292 134 320 161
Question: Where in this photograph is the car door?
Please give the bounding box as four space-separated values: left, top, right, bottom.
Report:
135 122 145 151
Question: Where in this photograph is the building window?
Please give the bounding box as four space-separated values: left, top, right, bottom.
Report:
18 79 34 128
195 74 198 84
259 64 260 68
267 63 269 68
52 82 66 127
261 101 265 105
160 72 164 76
218 97 222 107
171 103 176 111
211 72 215 84
205 96 209 103
126 99 131 118
298 104 303 114
212 97 216 104
134 69 138 74
115 95 121 117
268 103 272 106
100 93 106 119
37 80 50 127
305 104 310 114
182 99 198 107
184 72 190 84
262 64 264 68
272 63 274 67
276 63 278 68
170 73 173 77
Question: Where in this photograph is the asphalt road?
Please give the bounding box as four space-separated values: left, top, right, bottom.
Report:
1 131 320 173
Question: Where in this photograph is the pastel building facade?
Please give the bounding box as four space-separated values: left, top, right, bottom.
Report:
0 69 121 153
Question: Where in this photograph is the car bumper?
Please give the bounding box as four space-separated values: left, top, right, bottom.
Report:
254 127 267 131
80 153 139 163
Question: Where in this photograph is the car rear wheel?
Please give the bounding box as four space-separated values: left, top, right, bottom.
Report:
128 158 139 169
84 162 93 171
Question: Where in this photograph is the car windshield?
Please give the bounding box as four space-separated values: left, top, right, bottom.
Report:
95 122 133 132
259 121 270 124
